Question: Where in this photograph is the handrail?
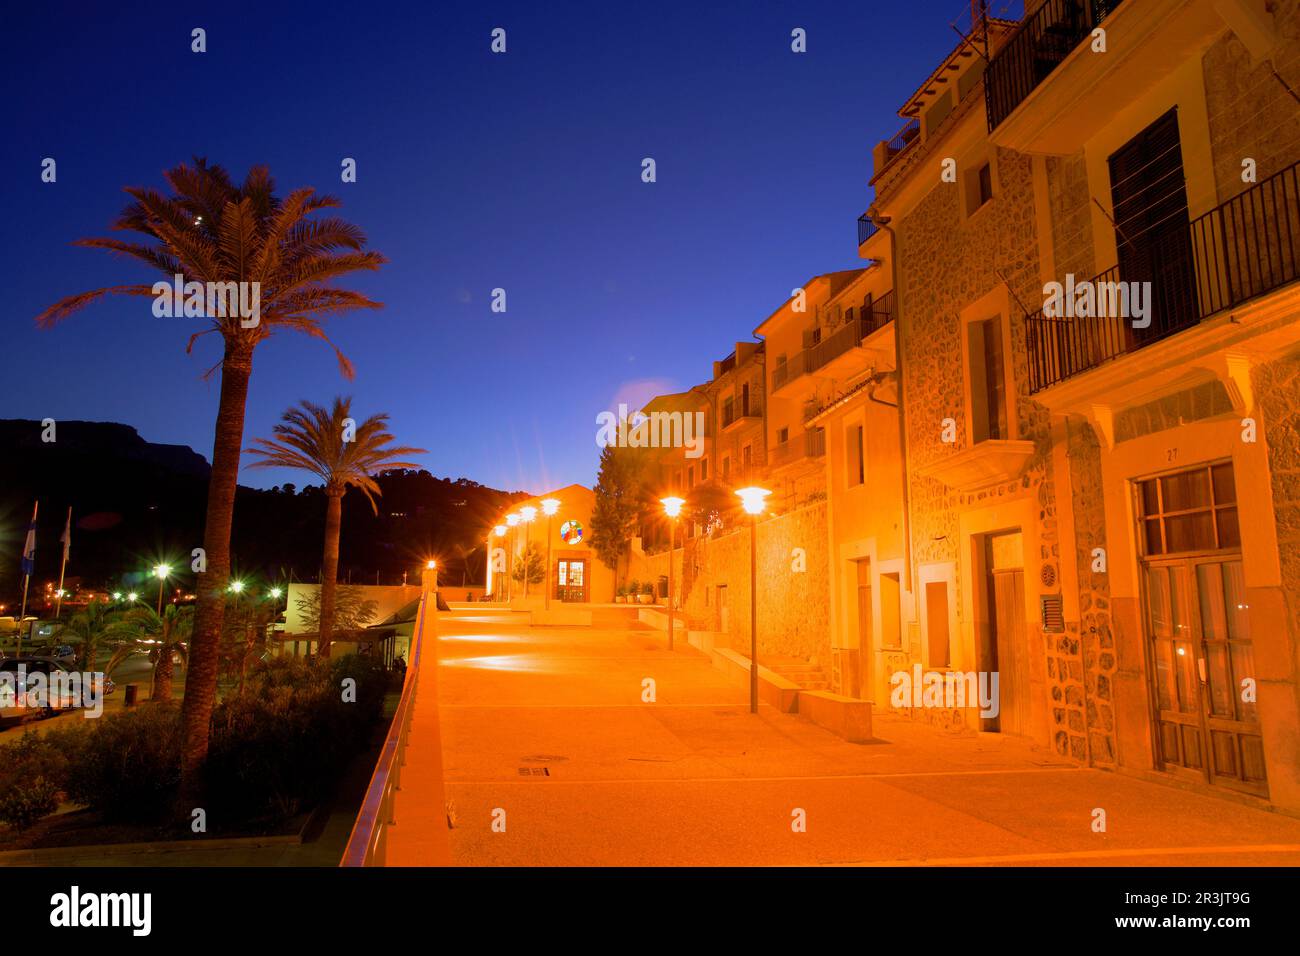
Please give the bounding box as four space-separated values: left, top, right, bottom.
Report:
340 591 428 867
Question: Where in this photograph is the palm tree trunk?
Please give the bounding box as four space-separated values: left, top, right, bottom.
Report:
179 342 253 796
153 644 173 702
318 491 343 659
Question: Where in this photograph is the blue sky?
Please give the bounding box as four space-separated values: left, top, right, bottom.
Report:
1 0 1015 493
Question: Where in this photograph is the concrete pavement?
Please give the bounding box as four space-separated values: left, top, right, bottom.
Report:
433 609 1300 867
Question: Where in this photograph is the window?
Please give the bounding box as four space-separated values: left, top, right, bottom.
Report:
881 572 903 648
722 456 730 480
687 466 695 489
925 581 951 668
968 317 1008 442
700 458 708 481
963 160 994 217
846 424 865 486
741 383 750 416
777 427 789 445
742 445 752 474
723 396 735 426
1138 462 1239 555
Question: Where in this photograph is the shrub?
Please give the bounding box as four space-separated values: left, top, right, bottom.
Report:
0 776 60 830
60 704 183 822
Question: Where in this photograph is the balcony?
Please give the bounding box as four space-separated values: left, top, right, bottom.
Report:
986 0 1227 153
769 429 827 469
871 117 920 182
1026 159 1300 394
721 403 762 432
857 213 878 247
772 297 897 399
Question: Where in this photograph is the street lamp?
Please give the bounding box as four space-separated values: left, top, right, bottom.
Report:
736 486 771 714
540 498 560 610
491 524 507 599
270 587 282 600
506 512 520 602
519 506 537 599
660 496 685 650
154 564 171 615
127 592 138 604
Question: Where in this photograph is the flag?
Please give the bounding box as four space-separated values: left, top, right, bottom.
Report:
20 506 36 577
60 507 71 566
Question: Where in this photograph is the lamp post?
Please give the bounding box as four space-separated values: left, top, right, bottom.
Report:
660 496 685 650
505 513 520 602
519 506 537 599
491 524 507 599
540 498 560 610
736 486 771 714
154 564 171 615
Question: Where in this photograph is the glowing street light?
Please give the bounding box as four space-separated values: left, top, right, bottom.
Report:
490 524 507 599
127 592 139 603
735 486 771 713
661 496 685 650
540 498 560 610
112 592 122 601
270 587 282 600
154 563 171 615
519 506 537 599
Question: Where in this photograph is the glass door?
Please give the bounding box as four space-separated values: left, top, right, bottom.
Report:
555 559 587 603
1139 462 1266 795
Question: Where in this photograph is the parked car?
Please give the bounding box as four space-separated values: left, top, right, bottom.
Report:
0 657 115 727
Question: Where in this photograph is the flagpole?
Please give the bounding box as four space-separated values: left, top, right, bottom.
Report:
17 500 38 657
54 506 71 618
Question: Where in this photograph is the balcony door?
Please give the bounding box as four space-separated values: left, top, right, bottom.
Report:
1108 108 1198 346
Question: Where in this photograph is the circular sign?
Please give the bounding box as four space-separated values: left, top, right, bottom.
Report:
559 520 583 545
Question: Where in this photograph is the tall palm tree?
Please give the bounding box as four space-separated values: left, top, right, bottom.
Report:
102 605 192 701
35 159 386 792
246 398 424 658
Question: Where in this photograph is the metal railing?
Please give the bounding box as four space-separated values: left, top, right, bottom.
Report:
340 591 429 867
858 213 879 246
773 294 897 393
1025 159 1300 392
985 0 1125 132
722 403 762 429
770 429 827 468
772 352 807 392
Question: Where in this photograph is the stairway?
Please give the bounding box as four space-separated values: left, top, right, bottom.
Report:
765 656 831 691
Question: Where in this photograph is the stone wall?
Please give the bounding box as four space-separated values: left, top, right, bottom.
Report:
1254 352 1300 675
1202 0 1300 201
1063 417 1118 766
636 501 831 666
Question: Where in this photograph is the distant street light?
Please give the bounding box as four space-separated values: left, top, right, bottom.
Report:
154 564 171 615
519 506 537 599
112 591 122 601
491 524 507 599
270 587 282 600
127 592 139 603
660 496 685 650
541 499 560 610
736 486 771 714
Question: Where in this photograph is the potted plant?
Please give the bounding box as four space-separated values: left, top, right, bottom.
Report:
628 579 639 604
638 581 654 605
615 585 627 604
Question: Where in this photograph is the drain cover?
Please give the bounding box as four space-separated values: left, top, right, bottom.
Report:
517 767 550 776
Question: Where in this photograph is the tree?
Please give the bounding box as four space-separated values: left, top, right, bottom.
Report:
293 584 380 633
36 158 387 792
589 445 652 578
510 543 545 586
102 605 192 701
60 603 113 672
247 397 423 658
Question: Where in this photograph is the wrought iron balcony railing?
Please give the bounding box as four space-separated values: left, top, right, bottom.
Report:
1025 159 1300 392
773 293 897 392
858 213 879 246
985 0 1125 132
770 428 827 468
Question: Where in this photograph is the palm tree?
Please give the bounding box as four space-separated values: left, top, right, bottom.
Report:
60 602 113 672
102 605 192 702
246 398 424 658
35 159 386 790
